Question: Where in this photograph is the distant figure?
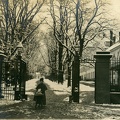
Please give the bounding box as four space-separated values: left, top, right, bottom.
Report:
35 78 47 106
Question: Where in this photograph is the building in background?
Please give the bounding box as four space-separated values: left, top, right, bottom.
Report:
80 30 120 83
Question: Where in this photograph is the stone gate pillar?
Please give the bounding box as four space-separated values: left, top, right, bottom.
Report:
94 52 112 104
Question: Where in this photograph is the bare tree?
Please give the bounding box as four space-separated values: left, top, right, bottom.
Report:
0 0 47 78
0 0 45 59
48 0 115 90
48 0 75 84
43 31 58 80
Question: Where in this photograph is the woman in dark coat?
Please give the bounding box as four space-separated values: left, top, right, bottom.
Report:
36 78 47 106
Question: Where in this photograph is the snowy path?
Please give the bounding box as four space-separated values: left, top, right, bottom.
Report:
26 79 94 96
1 79 120 119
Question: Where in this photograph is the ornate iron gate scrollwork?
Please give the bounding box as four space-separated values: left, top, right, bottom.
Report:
1 58 27 100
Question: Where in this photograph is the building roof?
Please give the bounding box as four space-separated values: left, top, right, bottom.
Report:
106 42 120 52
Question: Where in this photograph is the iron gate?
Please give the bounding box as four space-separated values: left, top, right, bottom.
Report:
1 58 27 100
80 57 120 92
110 58 120 92
80 58 96 81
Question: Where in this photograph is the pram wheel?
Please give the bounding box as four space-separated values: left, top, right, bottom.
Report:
34 95 43 109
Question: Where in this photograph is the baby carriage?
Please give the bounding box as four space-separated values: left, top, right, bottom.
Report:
34 89 44 109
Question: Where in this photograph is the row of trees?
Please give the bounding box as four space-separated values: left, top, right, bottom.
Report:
45 0 115 85
0 0 116 82
0 0 47 77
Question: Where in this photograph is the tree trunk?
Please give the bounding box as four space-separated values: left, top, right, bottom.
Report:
58 43 63 84
72 52 80 103
67 66 71 87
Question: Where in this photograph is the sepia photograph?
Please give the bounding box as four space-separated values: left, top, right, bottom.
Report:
0 0 120 119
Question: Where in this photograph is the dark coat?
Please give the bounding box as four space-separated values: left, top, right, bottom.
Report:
36 82 47 94
36 82 47 105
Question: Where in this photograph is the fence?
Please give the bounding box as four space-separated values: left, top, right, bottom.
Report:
80 58 95 81
110 58 120 92
0 59 27 100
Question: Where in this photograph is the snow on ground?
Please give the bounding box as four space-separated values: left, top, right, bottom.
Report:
44 79 94 102
25 78 95 102
80 82 94 91
44 79 94 95
1 77 120 119
25 78 94 95
44 79 71 95
26 79 38 91
0 99 21 105
25 79 38 95
0 78 95 105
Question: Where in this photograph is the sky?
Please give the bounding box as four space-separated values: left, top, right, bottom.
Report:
30 0 120 41
109 0 120 20
106 0 120 40
110 0 120 14
40 0 120 30
30 0 120 20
